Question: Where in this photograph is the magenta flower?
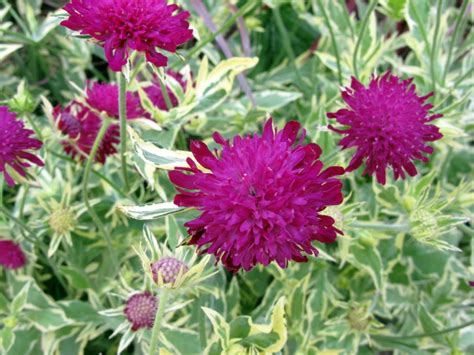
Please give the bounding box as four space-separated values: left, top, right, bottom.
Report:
0 240 26 269
169 119 345 272
151 257 189 284
145 70 187 111
0 106 43 187
54 82 145 163
328 72 443 185
124 292 157 331
61 0 194 72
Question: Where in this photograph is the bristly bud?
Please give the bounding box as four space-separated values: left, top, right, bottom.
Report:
49 208 76 235
151 257 189 285
124 292 158 331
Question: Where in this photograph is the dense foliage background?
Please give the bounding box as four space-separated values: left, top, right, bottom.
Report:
0 0 473 354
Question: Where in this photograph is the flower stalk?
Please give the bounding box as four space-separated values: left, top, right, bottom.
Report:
82 118 118 270
118 72 130 191
149 288 169 355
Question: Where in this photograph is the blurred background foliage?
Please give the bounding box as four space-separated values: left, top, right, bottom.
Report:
0 0 473 354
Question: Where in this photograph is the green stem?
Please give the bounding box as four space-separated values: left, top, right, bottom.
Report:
82 119 118 270
408 0 432 59
442 0 469 85
374 320 474 340
273 7 308 92
430 0 443 96
340 0 355 38
352 0 378 78
172 0 259 70
149 289 169 355
315 0 343 85
18 185 30 220
350 221 409 233
156 73 173 110
198 297 207 349
117 72 130 191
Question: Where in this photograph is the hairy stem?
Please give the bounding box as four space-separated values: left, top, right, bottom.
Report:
273 7 309 93
442 0 469 85
352 0 378 78
350 221 410 233
430 0 443 96
156 73 173 110
149 288 169 355
82 119 118 270
118 72 130 191
314 0 343 85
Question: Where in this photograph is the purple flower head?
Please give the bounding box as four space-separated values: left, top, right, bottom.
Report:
124 292 157 331
145 70 187 111
0 106 43 187
0 239 26 269
169 119 345 272
151 257 189 284
328 71 443 185
54 82 146 164
61 0 194 71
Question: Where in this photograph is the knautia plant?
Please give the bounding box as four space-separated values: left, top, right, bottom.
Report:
1 1 473 354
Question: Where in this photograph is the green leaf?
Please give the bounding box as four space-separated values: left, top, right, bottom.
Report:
8 328 41 354
199 57 259 94
25 308 72 332
351 241 386 298
58 267 91 290
162 328 202 354
118 202 185 221
246 90 302 111
241 332 280 350
247 297 287 353
31 10 62 42
405 0 430 52
0 327 14 353
59 301 103 324
0 293 9 313
10 282 30 315
229 316 252 339
0 44 23 61
129 127 193 170
387 0 408 19
117 329 135 355
166 214 180 250
202 307 230 349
